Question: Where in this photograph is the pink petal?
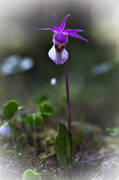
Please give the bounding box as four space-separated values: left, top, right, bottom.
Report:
60 14 71 31
63 29 84 34
53 13 60 31
67 33 88 42
48 45 68 65
35 27 56 32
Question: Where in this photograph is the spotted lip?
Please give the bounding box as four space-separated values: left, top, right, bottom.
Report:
55 43 64 52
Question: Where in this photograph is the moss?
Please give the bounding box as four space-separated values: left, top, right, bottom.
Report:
40 128 57 154
72 122 102 150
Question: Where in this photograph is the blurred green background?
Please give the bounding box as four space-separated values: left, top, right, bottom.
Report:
0 0 119 128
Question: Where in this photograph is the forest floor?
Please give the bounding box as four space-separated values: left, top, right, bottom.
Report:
0 130 119 180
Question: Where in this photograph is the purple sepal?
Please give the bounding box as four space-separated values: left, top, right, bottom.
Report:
63 29 84 33
48 45 68 65
35 27 56 32
53 13 60 31
60 14 71 31
67 33 88 42
35 13 88 43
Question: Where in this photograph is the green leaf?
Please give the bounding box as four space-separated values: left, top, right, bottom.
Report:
2 100 20 120
56 123 72 168
39 101 56 116
24 112 43 127
22 169 42 180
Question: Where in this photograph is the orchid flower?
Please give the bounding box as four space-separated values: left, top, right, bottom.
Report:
35 14 88 66
35 14 88 133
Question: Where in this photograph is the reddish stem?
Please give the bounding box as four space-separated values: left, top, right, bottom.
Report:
65 62 71 133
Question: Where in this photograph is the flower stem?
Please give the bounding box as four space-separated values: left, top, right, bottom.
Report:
65 62 71 133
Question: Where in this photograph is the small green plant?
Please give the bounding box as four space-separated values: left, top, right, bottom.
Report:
24 101 55 127
22 169 42 180
2 100 20 120
25 112 43 127
1 98 56 150
39 101 56 117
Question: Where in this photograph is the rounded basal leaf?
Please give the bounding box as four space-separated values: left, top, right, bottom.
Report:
39 101 55 116
2 100 20 120
24 113 43 127
25 115 34 126
34 113 43 126
22 169 42 180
